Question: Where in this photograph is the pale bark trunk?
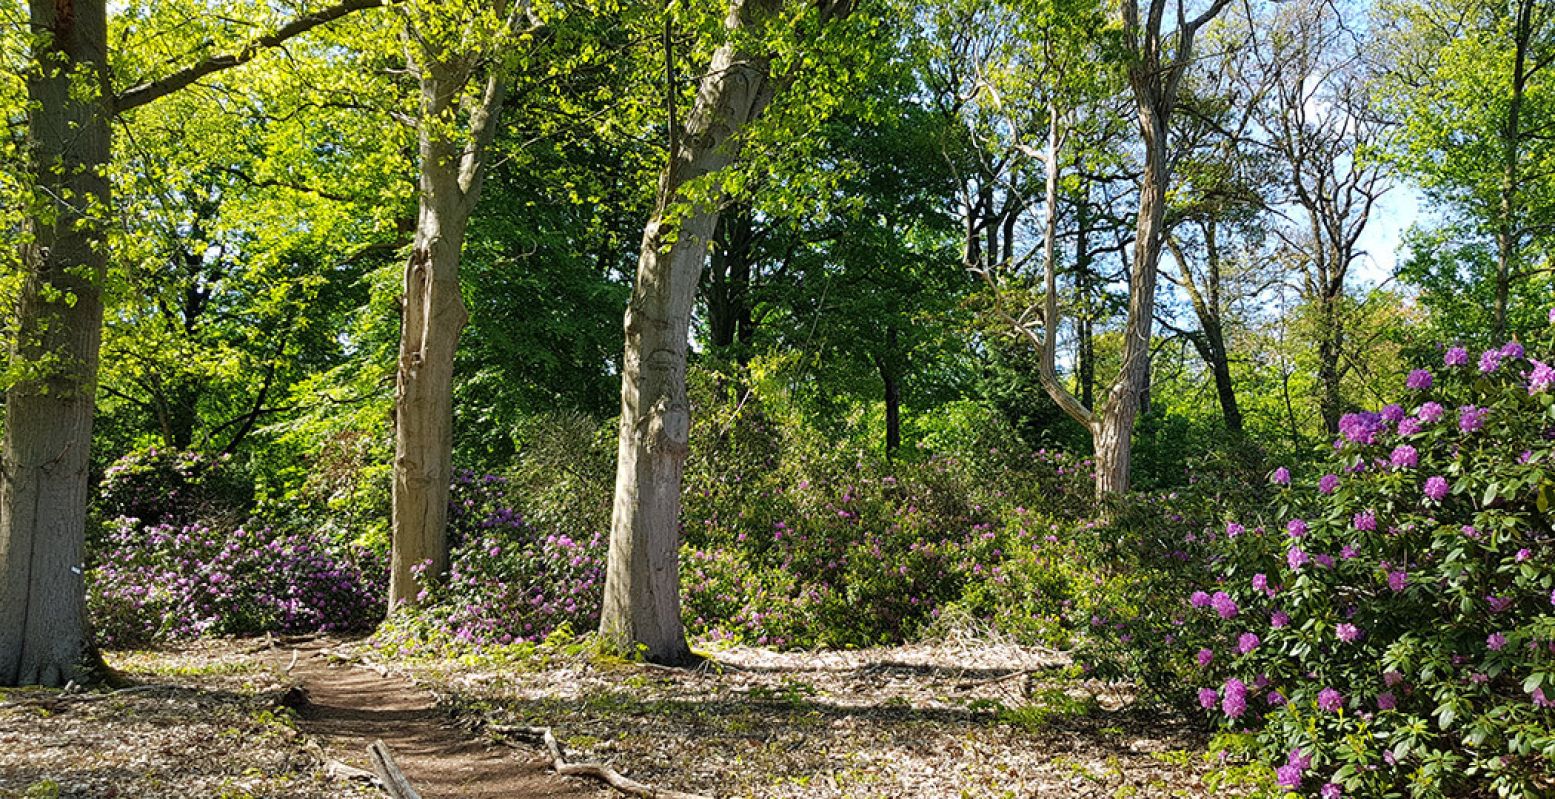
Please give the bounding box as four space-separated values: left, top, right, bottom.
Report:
388 18 510 608
1094 106 1168 497
0 0 109 687
600 0 778 664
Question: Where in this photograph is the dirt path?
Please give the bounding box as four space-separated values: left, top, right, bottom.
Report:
273 642 605 799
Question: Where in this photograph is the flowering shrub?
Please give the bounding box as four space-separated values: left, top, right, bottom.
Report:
411 470 606 645
1149 334 1555 797
88 518 382 646
679 423 1103 647
97 448 252 528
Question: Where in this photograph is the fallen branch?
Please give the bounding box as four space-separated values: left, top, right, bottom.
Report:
953 668 1039 690
325 758 381 784
367 739 423 799
492 724 713 799
285 649 301 674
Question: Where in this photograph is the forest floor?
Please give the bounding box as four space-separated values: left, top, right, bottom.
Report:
0 633 1249 798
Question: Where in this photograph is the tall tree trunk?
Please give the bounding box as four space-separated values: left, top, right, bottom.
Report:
1074 178 1095 409
1494 0 1533 341
1095 105 1168 497
388 11 512 608
1316 309 1343 435
877 327 902 457
1167 233 1242 434
0 0 110 688
600 0 779 664
706 204 754 353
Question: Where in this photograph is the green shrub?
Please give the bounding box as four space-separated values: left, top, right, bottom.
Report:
1112 332 1555 797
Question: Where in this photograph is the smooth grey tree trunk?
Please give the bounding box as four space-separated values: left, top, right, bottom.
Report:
0 0 110 688
0 0 379 687
388 8 513 608
600 0 779 664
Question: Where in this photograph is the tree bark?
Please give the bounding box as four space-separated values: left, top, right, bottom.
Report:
1090 0 1227 496
0 0 110 688
388 9 512 608
1494 0 1533 341
1094 94 1168 496
600 0 779 664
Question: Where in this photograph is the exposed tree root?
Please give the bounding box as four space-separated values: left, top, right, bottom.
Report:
492 724 713 799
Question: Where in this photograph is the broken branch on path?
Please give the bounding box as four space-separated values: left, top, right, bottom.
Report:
367 739 424 799
492 724 713 799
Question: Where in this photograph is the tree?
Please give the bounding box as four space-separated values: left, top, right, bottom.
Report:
1082 0 1232 494
1247 0 1388 434
599 0 855 663
1 0 382 687
1376 0 1555 340
388 0 536 608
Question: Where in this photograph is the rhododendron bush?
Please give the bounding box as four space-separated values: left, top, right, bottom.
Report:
1136 332 1555 797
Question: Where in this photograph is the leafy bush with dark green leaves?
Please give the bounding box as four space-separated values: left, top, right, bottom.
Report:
1106 329 1555 797
96 447 252 528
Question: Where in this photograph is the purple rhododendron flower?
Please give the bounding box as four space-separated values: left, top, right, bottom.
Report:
1517 548 1532 562
1238 632 1261 654
1222 678 1247 718
1445 346 1469 367
1479 349 1503 373
1271 610 1290 628
1336 622 1362 642
1287 518 1308 538
1319 473 1340 494
1459 405 1489 433
1318 687 1344 712
1288 547 1309 571
1338 412 1385 444
1389 445 1418 469
1502 341 1525 359
1382 403 1406 423
1406 369 1433 389
1487 595 1513 612
1190 590 1211 608
1396 417 1421 437
1252 573 1268 592
1340 544 1359 559
1534 688 1555 708
1529 359 1555 394
1267 690 1286 706
1322 784 1343 799
1418 401 1445 423
1353 510 1377 531
1198 687 1218 709
1272 466 1291 485
1488 632 1507 651
1387 570 1408 592
1211 591 1239 619
1197 648 1214 667
1226 521 1244 538
1377 691 1396 710
1424 476 1450 502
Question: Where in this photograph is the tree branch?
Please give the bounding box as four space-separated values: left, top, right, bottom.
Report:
114 0 390 114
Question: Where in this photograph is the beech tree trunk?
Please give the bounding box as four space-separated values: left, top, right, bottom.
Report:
600 0 779 664
388 16 511 608
0 0 110 688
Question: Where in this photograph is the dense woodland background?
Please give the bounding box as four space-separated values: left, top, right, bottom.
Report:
2 0 1555 795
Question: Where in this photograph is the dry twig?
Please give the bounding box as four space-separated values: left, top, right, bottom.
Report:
493 724 713 799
